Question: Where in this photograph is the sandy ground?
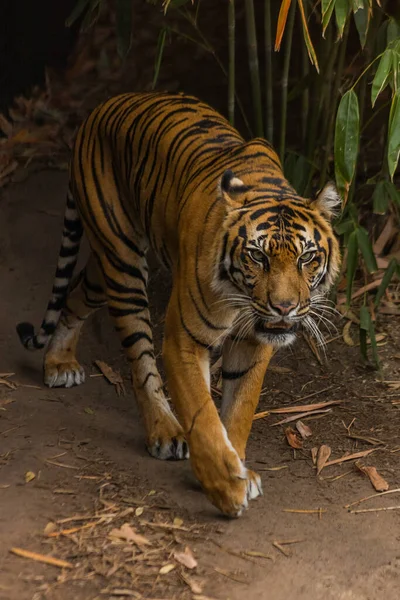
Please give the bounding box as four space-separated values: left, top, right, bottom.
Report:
0 170 400 599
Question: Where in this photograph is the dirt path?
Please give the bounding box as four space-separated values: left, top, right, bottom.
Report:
0 170 400 599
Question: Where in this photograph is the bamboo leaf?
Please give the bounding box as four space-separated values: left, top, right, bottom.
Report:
335 0 350 38
298 0 319 72
384 180 400 207
334 219 354 235
65 0 92 27
80 0 102 31
371 50 392 107
387 18 400 45
116 0 133 58
321 0 335 36
346 230 358 305
351 0 364 11
152 28 167 90
353 1 370 49
375 258 398 307
388 91 400 180
275 0 292 52
356 227 378 274
334 90 359 198
372 181 389 214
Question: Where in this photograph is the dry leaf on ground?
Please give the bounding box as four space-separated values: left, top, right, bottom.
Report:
159 563 176 575
343 321 355 346
173 545 197 569
24 471 36 483
356 464 389 492
296 420 312 439
285 427 303 449
94 360 126 396
316 445 332 475
311 447 318 465
109 523 151 547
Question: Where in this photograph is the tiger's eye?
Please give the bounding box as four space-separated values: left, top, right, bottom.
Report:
299 251 315 264
249 249 265 263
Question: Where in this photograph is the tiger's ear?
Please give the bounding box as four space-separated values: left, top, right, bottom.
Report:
310 182 342 220
219 169 250 210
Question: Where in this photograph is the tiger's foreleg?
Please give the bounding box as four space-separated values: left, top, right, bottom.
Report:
44 253 106 387
163 291 262 517
220 337 273 461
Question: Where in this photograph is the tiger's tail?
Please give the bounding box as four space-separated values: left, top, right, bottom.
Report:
16 186 84 351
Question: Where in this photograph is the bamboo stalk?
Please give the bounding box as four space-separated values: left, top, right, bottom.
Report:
319 21 350 188
264 0 273 142
279 0 296 162
228 0 235 126
301 26 309 144
245 0 264 137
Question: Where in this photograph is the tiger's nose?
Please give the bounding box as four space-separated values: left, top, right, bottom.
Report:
269 300 297 315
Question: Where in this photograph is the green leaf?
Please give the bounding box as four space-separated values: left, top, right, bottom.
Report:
385 180 400 207
388 91 400 180
372 181 389 214
371 50 393 108
65 0 92 27
334 219 354 235
335 0 350 38
116 0 133 58
353 2 370 49
351 0 364 11
375 258 398 307
298 0 320 72
80 0 102 31
359 302 380 367
322 0 335 36
152 28 167 90
387 18 400 45
284 153 311 196
346 230 358 305
356 227 378 273
334 90 360 201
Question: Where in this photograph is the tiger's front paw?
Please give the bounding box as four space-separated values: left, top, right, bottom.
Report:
190 436 263 517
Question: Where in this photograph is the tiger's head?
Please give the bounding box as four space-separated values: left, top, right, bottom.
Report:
215 170 341 348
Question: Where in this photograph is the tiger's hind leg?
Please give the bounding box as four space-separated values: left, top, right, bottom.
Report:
96 245 188 461
44 253 106 388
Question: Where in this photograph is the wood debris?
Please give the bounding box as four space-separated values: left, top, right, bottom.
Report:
323 449 376 468
356 464 389 492
94 360 126 396
10 547 73 569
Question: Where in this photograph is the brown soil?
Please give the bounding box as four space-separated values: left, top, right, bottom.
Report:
0 170 400 600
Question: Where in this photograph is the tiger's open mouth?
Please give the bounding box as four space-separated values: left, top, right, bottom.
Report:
254 319 299 336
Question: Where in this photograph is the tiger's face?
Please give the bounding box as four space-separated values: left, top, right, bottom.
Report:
216 171 341 348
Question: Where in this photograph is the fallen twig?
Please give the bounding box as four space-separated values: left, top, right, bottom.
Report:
345 487 400 509
10 547 73 569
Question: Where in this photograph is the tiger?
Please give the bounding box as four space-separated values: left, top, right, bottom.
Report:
17 92 341 517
